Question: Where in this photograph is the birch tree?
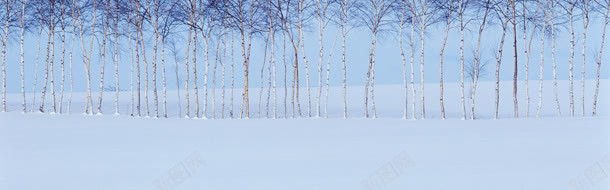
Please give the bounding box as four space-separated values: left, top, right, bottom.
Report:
435 0 456 120
470 0 491 120
592 0 609 116
356 0 398 118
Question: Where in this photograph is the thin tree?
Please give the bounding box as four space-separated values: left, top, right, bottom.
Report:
97 0 111 115
20 0 26 113
580 0 589 116
470 0 491 120
550 0 562 116
592 0 609 116
536 0 548 117
436 0 456 120
510 0 518 118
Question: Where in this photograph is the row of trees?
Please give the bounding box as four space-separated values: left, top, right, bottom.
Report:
0 0 608 119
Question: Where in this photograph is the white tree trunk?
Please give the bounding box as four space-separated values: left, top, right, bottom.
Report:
580 0 589 117
549 0 561 116
59 2 66 114
568 3 576 117
324 34 338 118
409 18 416 120
459 0 466 120
536 1 547 118
97 8 109 115
114 0 120 115
341 0 349 119
184 26 192 118
32 24 43 112
2 2 8 113
20 0 26 113
419 9 426 120
439 9 451 120
550 0 562 116
593 3 609 116
495 22 508 119
399 6 408 119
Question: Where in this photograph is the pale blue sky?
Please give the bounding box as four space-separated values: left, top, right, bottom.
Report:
2 16 608 93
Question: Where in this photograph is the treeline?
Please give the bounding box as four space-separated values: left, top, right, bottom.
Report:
0 0 608 119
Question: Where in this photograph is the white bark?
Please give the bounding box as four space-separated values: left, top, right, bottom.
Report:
580 0 589 116
184 23 192 118
32 20 43 112
299 0 312 117
593 2 609 116
1 1 7 113
495 21 509 120
439 2 453 120
471 0 490 120
568 1 576 117
409 12 416 120
399 2 408 119
114 0 120 115
97 3 110 115
536 0 547 118
419 1 427 119
324 34 338 118
20 0 26 113
341 0 349 119
459 0 466 120
59 1 66 114
550 0 562 116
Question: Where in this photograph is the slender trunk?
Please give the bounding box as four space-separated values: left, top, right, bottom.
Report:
203 35 210 119
97 6 110 115
1 0 7 112
550 0 561 116
511 0 519 118
230 30 235 118
140 22 150 117
212 37 219 119
221 27 227 119
324 33 338 118
495 21 509 119
523 0 529 117
20 0 26 113
259 37 269 117
409 16 416 119
50 16 56 113
419 9 426 119
32 23 43 112
192 25 199 118
568 2 576 117
283 30 288 118
439 8 451 120
39 29 50 113
536 0 547 118
59 1 66 114
174 43 182 118
135 21 142 116
341 0 348 119
471 1 490 120
316 0 324 117
459 0 466 120
299 0 312 117
152 17 159 118
399 5 408 119
128 8 134 116
184 25 192 118
592 3 609 116
114 0 120 115
68 26 74 114
580 0 589 117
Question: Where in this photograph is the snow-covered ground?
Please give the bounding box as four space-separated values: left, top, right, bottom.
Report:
0 80 609 190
